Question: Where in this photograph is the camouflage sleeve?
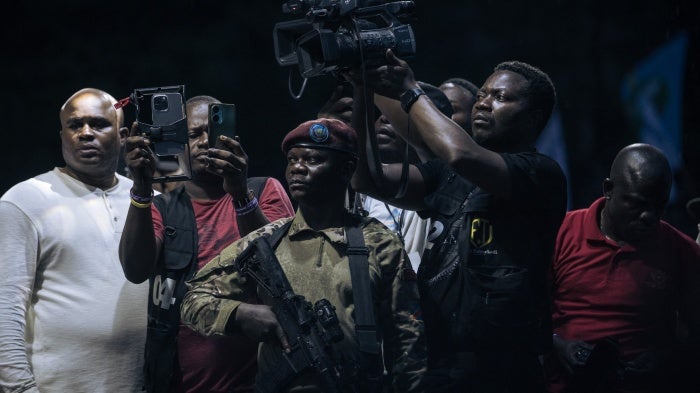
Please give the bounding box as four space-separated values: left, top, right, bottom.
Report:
366 220 427 392
180 219 292 337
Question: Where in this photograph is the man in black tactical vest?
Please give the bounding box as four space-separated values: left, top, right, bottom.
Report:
350 51 567 392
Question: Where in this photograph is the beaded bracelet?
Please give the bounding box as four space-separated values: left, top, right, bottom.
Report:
235 196 259 216
130 189 154 204
130 198 152 209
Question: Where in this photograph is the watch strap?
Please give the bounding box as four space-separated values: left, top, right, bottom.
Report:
400 87 425 113
233 189 255 208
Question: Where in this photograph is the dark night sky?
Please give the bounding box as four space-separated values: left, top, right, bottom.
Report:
2 0 699 236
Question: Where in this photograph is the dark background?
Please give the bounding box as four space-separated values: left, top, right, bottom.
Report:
2 0 699 237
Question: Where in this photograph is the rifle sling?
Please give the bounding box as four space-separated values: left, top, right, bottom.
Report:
258 219 380 383
267 220 380 355
345 225 380 355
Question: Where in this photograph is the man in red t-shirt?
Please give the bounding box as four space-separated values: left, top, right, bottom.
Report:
547 143 700 393
120 95 295 393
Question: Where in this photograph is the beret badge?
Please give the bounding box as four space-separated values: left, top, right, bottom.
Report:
309 123 330 143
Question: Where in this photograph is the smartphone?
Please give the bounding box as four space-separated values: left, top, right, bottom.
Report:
151 92 185 126
134 87 186 128
208 103 236 148
133 86 187 157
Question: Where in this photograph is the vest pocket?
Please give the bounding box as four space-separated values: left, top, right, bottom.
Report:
454 265 535 350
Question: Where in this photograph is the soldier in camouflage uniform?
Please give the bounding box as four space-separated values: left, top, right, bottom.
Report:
180 118 426 392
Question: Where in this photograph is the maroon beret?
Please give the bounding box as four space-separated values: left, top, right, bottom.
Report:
281 118 358 155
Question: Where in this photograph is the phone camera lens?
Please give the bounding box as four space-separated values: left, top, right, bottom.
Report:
153 95 169 111
213 114 221 123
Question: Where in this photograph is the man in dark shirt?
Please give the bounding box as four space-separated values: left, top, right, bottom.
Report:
350 50 567 392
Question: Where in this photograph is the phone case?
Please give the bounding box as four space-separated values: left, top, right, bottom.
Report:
151 93 185 126
208 103 236 146
132 85 188 159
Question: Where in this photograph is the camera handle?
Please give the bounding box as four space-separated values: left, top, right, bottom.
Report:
287 68 309 100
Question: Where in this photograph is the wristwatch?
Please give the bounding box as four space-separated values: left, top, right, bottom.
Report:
400 87 425 113
233 189 255 209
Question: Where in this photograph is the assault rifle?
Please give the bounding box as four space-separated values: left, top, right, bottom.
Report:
236 235 345 393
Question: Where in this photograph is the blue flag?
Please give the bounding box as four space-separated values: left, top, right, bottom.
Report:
621 32 688 201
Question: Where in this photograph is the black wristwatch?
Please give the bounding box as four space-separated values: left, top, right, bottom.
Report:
400 87 425 113
233 189 255 208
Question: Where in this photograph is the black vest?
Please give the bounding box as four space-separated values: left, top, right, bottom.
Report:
418 169 553 356
144 186 198 393
143 178 269 393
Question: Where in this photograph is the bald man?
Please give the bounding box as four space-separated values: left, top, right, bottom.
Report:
0 88 148 393
546 143 700 392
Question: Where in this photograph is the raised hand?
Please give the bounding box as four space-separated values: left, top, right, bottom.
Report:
206 135 249 197
317 84 354 124
123 121 156 191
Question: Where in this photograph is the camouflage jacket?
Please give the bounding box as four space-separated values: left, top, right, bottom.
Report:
180 210 426 392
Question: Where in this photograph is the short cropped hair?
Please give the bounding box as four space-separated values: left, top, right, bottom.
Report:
494 61 556 131
187 95 220 106
442 77 479 97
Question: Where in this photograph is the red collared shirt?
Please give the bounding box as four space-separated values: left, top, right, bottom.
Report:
551 197 700 359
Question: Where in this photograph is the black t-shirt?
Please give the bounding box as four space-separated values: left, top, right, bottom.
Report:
416 151 567 356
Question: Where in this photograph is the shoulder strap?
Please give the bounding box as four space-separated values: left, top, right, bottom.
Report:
145 186 197 393
263 217 377 354
153 186 198 273
267 219 293 249
247 176 268 198
345 224 380 355
456 186 479 268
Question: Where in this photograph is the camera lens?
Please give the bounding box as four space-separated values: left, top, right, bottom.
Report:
153 95 169 111
211 105 222 124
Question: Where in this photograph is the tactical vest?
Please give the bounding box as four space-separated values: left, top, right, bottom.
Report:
418 169 551 354
143 178 268 393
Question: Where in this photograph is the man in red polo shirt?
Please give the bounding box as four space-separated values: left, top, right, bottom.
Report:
546 143 700 392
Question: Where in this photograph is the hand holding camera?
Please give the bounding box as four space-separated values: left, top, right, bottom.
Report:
369 48 419 100
317 84 354 123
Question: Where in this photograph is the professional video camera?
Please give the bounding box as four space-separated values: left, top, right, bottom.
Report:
273 0 416 81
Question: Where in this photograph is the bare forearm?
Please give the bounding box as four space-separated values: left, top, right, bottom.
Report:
352 87 428 210
382 93 511 197
119 205 158 283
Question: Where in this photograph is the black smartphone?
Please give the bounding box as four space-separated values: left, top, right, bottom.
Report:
208 103 236 148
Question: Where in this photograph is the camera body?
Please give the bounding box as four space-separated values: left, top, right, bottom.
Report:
273 0 416 78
